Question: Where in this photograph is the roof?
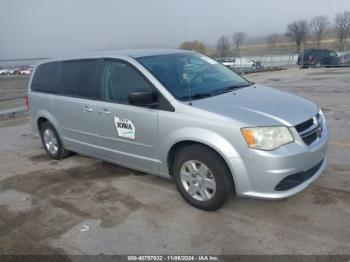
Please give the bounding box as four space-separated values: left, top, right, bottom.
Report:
39 49 193 64
104 48 191 58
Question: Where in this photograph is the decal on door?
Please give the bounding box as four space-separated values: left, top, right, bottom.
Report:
114 117 135 140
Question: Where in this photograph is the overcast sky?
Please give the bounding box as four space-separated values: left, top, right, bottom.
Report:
1 0 349 59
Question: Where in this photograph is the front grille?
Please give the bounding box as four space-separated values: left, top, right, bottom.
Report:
274 160 324 191
295 113 322 145
303 132 318 145
295 118 313 133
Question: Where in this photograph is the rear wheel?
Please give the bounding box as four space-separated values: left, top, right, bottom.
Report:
314 62 322 68
39 122 71 160
173 144 235 211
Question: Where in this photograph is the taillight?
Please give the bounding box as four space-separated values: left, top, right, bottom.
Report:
25 95 29 111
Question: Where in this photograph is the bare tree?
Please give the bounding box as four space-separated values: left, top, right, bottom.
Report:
266 34 279 50
309 16 329 48
334 11 350 49
216 36 230 57
286 19 308 52
233 32 247 55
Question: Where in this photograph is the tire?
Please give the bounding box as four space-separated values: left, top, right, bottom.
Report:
314 62 321 68
39 122 71 160
172 144 235 211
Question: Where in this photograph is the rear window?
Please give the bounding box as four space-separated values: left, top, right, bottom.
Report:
60 60 97 99
31 62 59 93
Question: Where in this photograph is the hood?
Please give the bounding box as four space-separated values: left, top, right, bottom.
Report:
190 85 318 126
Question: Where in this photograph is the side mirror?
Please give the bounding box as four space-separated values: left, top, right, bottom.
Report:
128 91 157 107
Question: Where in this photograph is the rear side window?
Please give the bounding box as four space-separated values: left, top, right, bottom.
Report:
60 60 97 98
101 60 153 104
31 62 59 93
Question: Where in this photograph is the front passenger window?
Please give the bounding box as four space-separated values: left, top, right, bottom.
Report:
102 60 153 104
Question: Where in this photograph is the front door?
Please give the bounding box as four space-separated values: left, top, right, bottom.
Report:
95 59 160 174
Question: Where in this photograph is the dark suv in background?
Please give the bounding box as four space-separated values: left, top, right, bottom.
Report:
297 49 339 68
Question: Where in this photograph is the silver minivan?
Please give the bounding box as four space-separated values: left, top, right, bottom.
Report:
28 49 328 210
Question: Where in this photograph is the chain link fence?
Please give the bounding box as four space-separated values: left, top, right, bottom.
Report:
218 45 350 73
247 48 298 68
217 48 298 74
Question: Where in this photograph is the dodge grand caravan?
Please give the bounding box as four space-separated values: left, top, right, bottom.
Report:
28 49 328 210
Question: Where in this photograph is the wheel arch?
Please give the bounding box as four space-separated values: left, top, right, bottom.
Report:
37 116 49 131
167 140 237 193
163 127 241 187
35 110 63 139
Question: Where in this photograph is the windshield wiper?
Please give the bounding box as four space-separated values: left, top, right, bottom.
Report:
179 82 253 101
179 92 213 101
214 82 253 95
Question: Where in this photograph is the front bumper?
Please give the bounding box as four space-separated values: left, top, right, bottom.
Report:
229 121 329 199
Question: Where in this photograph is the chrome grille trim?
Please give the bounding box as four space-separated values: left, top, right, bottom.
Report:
295 113 322 145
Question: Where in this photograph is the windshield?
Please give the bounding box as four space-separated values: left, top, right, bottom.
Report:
137 53 250 101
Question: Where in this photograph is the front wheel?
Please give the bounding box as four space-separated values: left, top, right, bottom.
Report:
173 144 235 211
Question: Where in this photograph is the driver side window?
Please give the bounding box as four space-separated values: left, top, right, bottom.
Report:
102 60 153 104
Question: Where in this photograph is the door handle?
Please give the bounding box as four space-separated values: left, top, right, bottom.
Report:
83 106 93 113
97 109 111 115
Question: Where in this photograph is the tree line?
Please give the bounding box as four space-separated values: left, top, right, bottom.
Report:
179 10 350 57
286 11 350 52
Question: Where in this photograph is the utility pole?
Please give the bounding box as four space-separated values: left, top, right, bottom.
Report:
185 16 188 43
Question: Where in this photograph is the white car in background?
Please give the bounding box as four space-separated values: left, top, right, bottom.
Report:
0 68 10 75
9 69 18 75
20 68 33 75
218 57 261 71
217 58 235 68
233 58 257 69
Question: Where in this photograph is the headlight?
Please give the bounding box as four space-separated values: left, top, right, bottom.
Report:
241 126 294 150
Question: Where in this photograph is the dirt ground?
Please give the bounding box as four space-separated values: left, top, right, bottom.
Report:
0 68 349 256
